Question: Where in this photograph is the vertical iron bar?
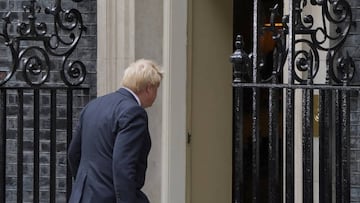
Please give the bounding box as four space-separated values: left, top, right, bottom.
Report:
319 89 332 203
320 51 334 202
66 89 73 202
50 89 57 203
233 87 244 203
286 0 295 201
268 86 280 203
252 0 261 201
335 90 342 203
231 35 249 203
285 90 295 203
33 89 40 203
17 89 24 203
251 88 260 203
340 90 350 203
302 89 313 202
0 89 6 203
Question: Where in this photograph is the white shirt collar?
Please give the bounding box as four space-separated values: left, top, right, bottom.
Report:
122 87 141 106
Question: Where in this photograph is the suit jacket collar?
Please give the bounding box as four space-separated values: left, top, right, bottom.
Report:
117 87 141 106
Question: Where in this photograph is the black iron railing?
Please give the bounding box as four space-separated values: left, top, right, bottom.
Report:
0 0 89 203
231 0 357 202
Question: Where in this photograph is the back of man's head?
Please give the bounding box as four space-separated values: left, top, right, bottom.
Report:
121 59 163 93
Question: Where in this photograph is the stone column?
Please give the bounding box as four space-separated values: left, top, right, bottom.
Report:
97 0 135 96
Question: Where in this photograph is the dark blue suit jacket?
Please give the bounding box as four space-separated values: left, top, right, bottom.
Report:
68 88 151 203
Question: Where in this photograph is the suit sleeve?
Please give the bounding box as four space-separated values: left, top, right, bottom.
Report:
68 111 83 179
113 106 148 203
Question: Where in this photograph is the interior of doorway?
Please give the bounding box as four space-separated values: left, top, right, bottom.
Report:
233 0 284 202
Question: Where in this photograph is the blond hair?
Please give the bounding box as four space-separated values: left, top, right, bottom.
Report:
121 59 163 93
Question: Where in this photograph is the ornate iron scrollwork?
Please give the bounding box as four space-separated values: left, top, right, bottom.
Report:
253 0 355 85
0 0 87 86
262 4 288 83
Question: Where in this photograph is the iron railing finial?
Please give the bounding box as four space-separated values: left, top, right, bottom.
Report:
230 35 251 83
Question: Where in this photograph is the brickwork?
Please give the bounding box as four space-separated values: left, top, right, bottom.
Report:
0 0 96 202
351 95 360 202
347 0 360 202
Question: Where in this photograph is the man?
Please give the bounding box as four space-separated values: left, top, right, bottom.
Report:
68 59 163 203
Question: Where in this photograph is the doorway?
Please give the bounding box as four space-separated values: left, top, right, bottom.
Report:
187 0 233 202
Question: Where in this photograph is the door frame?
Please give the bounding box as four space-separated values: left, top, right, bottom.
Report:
162 0 188 203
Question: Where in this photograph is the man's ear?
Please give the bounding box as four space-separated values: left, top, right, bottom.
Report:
146 84 153 92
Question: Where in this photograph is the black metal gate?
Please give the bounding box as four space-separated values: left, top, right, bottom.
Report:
231 0 357 202
0 0 90 202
